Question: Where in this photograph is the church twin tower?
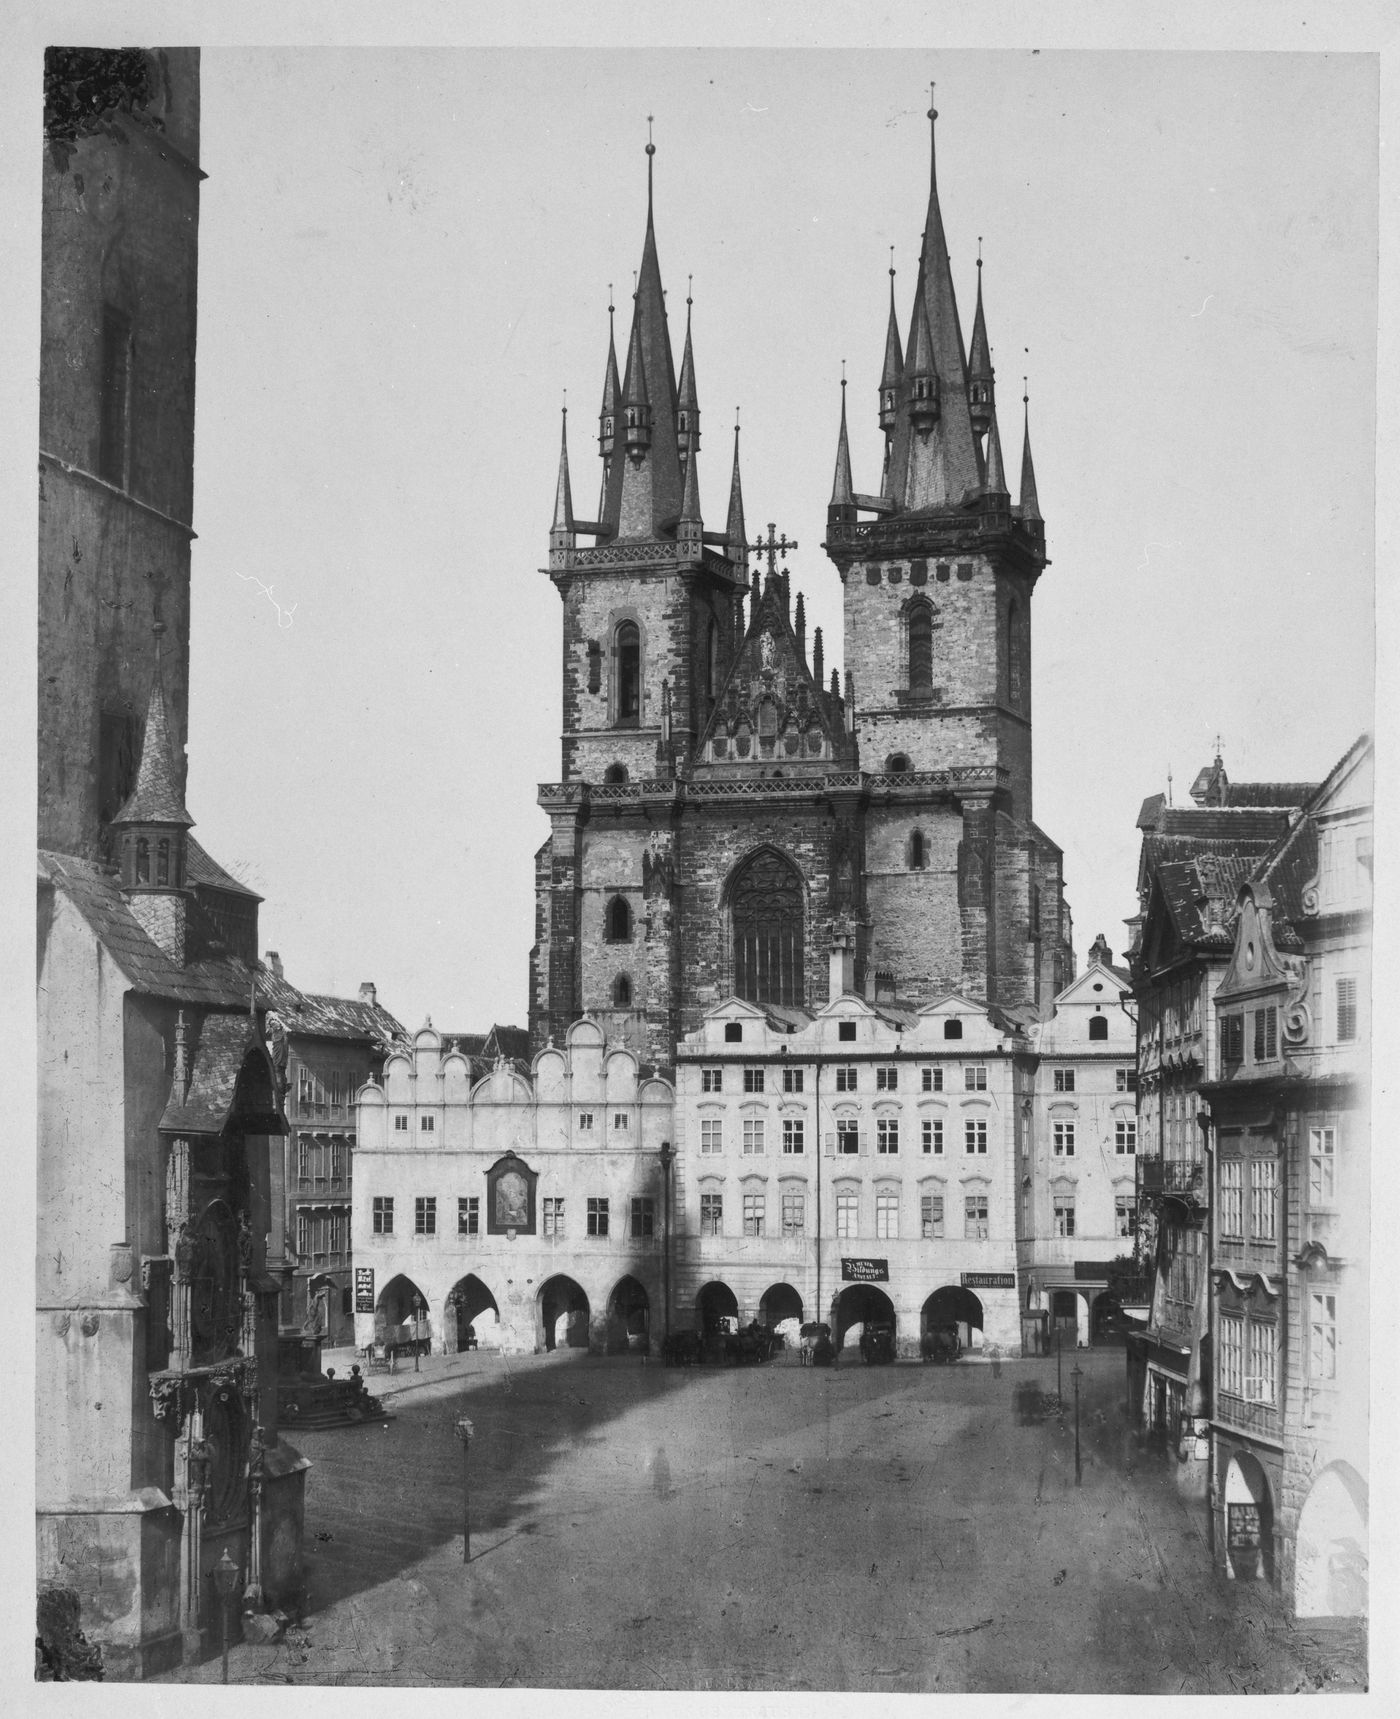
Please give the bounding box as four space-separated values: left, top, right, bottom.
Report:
531 101 1074 1066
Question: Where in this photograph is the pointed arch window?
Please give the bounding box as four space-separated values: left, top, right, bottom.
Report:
615 622 641 726
908 601 933 694
605 896 633 943
613 974 632 1007
909 829 926 871
730 849 804 1008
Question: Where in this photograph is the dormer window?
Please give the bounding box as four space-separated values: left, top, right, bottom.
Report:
943 1018 963 1041
1088 1016 1108 1041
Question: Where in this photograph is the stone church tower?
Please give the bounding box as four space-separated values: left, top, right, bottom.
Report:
531 104 1073 1067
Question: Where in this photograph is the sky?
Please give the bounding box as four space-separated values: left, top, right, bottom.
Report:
172 47 1378 1031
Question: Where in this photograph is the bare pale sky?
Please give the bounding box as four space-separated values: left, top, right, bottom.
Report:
175 49 1374 1028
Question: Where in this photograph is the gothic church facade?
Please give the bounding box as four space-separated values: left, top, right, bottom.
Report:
531 105 1073 1068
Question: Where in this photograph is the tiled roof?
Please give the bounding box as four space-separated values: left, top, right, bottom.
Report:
160 1012 265 1135
485 1024 531 1063
112 671 193 828
1150 808 1295 843
186 836 262 901
1221 782 1315 808
257 972 405 1045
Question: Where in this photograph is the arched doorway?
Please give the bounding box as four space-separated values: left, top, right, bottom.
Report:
376 1273 427 1331
1295 1462 1368 1618
835 1283 895 1351
760 1282 803 1346
1224 1452 1274 1582
538 1276 590 1352
923 1286 983 1353
445 1273 499 1352
608 1275 650 1353
697 1281 738 1336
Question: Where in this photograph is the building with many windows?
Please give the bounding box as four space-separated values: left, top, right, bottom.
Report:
1020 942 1139 1349
1124 755 1317 1496
1199 736 1370 1616
352 1020 674 1354
672 989 1028 1356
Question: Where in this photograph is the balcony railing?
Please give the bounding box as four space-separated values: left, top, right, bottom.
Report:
1137 1154 1208 1206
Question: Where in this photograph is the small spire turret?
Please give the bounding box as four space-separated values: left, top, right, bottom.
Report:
879 252 902 432
1018 381 1041 523
620 293 652 460
794 590 807 665
551 403 576 547
982 397 1009 501
830 374 855 509
677 281 700 464
905 282 939 433
726 412 747 569
967 243 995 438
812 624 824 689
598 291 621 459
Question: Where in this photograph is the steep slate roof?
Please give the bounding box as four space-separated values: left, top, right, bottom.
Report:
186 835 262 900
111 667 193 828
262 976 406 1046
160 1012 278 1136
1221 782 1315 809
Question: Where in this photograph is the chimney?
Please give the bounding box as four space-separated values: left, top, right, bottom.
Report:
359 981 377 1007
265 950 284 981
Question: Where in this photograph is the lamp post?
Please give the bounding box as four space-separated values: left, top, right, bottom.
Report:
1071 1361 1084 1486
213 1547 240 1684
659 1141 673 1341
412 1293 423 1371
454 1417 474 1563
1056 1324 1063 1404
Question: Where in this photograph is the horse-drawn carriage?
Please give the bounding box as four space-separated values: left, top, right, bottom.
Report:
799 1322 835 1367
859 1321 897 1365
920 1323 963 1364
364 1315 431 1371
661 1320 782 1367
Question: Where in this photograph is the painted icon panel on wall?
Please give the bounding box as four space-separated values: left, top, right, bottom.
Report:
486 1154 538 1234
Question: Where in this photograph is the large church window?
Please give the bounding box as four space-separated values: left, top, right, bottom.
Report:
730 849 805 1008
908 601 933 694
616 622 641 725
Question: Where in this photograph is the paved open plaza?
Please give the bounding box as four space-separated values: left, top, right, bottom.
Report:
164 1344 1364 1693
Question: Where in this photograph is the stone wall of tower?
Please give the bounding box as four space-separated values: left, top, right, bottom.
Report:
861 802 966 1000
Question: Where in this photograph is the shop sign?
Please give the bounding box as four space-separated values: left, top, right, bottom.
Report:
841 1257 889 1282
1073 1261 1114 1281
354 1266 375 1313
961 1271 1015 1289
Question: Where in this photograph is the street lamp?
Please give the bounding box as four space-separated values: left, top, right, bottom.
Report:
1056 1323 1063 1404
1071 1361 1084 1486
412 1293 423 1372
213 1547 241 1684
454 1417 475 1563
659 1141 673 1341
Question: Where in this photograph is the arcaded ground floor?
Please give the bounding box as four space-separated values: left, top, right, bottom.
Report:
158 1344 1366 1694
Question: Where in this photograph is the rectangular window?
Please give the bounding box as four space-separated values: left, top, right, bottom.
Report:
835 1191 858 1238
394 1114 409 1132
1219 1159 1244 1238
702 1067 723 1093
742 1118 765 1155
297 1138 309 1181
743 1067 765 1094
1116 1068 1138 1093
965 1119 987 1155
464 1196 479 1236
921 1194 944 1239
542 1198 564 1238
877 1118 899 1154
1247 1321 1276 1405
1115 1195 1136 1238
1336 977 1357 1042
1053 1121 1076 1157
964 1195 989 1240
1253 1006 1278 1062
578 1111 594 1132
1309 1126 1336 1205
700 1118 723 1155
1053 1196 1076 1238
1250 1158 1277 1243
922 1066 944 1092
587 1197 609 1238
458 1196 475 1236
725 1022 743 1043
923 1118 944 1155
296 1213 312 1257
835 1066 857 1092
837 1120 859 1155
1053 1068 1075 1093
876 1066 899 1091
420 1114 435 1133
838 1021 856 1042
1220 1015 1244 1065
631 1197 655 1239
781 1191 805 1236
99 305 132 486
1309 1291 1337 1379
700 1192 723 1237
782 1066 804 1093
613 1112 630 1131
782 1119 804 1155
875 1190 899 1239
1115 1119 1137 1154
1219 1314 1243 1398
329 1071 343 1113
373 1198 394 1235
743 1192 764 1237
414 1196 436 1236
964 1066 987 1092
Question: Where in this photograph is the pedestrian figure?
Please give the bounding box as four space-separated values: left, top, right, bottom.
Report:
990 1343 1002 1380
651 1444 672 1500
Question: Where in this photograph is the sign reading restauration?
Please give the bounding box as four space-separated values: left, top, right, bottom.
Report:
961 1271 1016 1290
841 1258 890 1282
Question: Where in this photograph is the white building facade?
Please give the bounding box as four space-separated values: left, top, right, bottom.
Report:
352 1020 674 1355
672 992 1029 1357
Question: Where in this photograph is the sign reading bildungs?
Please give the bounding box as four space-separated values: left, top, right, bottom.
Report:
841 1258 890 1282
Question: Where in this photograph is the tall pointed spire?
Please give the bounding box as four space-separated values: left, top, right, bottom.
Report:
680 430 701 523
831 374 854 506
879 252 903 431
677 280 700 464
982 398 1008 499
1019 380 1041 522
726 411 747 567
599 292 621 451
967 243 995 439
113 630 192 831
552 402 575 537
